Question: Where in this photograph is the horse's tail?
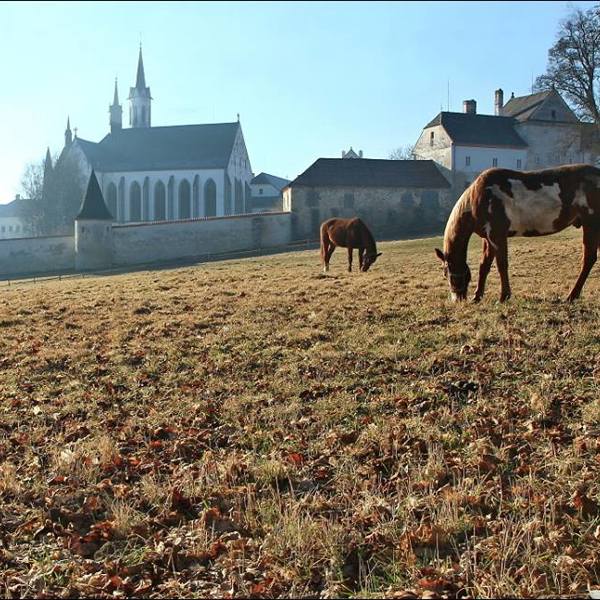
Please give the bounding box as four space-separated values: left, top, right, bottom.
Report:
320 221 329 265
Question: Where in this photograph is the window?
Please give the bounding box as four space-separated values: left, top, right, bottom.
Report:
8 226 12 232
535 155 541 165
259 188 263 195
430 131 435 146
517 159 522 169
465 156 471 166
1 226 4 233
492 158 498 167
551 110 556 120
343 193 355 208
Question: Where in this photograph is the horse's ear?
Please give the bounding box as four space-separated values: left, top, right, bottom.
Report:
434 248 445 263
377 252 382 257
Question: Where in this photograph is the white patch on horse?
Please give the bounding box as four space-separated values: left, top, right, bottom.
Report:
573 187 589 209
491 181 563 235
483 223 497 249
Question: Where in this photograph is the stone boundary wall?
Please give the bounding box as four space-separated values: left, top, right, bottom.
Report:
112 212 292 267
0 235 75 276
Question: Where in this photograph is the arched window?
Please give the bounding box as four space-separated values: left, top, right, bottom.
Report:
205 179 217 217
178 179 191 219
154 181 166 221
106 182 117 220
129 181 142 221
141 106 146 125
118 177 126 222
193 175 200 218
167 176 175 220
224 175 232 216
234 178 243 214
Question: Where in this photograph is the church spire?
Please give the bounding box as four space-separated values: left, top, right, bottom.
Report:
135 45 146 89
65 116 72 147
109 78 123 134
129 46 152 128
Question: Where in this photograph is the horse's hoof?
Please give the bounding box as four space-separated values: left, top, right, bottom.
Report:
472 295 482 303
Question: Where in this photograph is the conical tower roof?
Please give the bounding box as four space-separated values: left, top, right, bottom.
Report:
113 78 120 105
76 170 113 220
135 46 146 89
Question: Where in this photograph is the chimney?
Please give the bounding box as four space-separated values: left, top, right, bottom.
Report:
359 150 363 158
15 194 21 200
463 99 477 114
341 150 345 158
494 88 504 115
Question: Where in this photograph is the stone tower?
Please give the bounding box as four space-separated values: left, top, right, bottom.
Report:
75 170 113 271
128 46 152 128
109 78 123 133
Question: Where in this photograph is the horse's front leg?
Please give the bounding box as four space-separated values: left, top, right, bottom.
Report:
347 247 353 272
567 225 600 301
473 239 496 302
494 237 511 302
358 248 365 271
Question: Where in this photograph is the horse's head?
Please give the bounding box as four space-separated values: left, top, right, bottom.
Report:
435 248 471 301
361 252 382 272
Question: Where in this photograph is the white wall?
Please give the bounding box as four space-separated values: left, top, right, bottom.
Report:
0 235 74 276
112 212 292 267
0 217 31 239
98 168 226 223
454 145 527 182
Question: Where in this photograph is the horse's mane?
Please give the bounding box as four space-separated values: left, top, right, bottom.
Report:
443 185 473 254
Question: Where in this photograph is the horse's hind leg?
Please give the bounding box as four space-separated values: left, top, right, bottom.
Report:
494 237 511 302
347 247 353 272
567 225 600 301
320 229 330 273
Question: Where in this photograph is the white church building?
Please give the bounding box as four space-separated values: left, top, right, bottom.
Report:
58 48 253 223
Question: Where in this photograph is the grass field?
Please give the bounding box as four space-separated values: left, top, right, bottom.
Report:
1 228 600 599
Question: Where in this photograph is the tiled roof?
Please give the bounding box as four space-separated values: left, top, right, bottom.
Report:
0 197 31 218
75 122 239 172
76 171 113 220
500 90 553 120
251 172 290 190
288 158 450 188
425 112 527 147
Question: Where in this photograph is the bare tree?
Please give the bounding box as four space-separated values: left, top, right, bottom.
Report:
535 4 600 123
18 151 86 236
389 144 415 160
18 159 45 235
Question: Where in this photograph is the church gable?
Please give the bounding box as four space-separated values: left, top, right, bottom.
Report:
528 90 579 123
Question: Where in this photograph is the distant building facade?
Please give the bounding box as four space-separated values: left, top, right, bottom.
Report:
341 147 364 159
0 195 33 239
413 88 599 189
249 172 290 213
46 47 254 226
283 158 452 240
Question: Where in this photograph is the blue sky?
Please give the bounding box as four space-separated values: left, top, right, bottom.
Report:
0 0 596 202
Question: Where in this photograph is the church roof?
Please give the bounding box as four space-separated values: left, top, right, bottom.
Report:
287 158 450 189
251 172 290 190
425 112 527 148
500 90 553 121
77 170 113 220
74 122 240 172
0 197 31 218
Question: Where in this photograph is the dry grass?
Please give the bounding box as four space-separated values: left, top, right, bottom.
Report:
1 228 600 598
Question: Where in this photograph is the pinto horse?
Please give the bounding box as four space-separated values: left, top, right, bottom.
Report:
320 217 381 273
435 164 600 302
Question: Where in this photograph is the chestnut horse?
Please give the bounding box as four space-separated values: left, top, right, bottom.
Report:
435 164 600 302
320 217 381 273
